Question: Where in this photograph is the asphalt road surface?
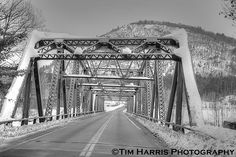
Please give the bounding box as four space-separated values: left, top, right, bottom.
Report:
0 108 171 157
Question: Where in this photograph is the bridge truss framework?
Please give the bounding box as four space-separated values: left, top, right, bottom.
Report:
18 36 194 131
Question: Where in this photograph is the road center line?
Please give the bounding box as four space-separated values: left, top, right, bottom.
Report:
80 114 113 157
125 114 141 130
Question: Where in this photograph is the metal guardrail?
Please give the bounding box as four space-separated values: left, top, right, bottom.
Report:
131 113 216 139
0 110 103 126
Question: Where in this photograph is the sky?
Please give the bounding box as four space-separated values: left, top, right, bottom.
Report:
30 0 236 38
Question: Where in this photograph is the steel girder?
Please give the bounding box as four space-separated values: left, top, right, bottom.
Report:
64 74 154 81
77 83 143 88
37 53 180 61
35 38 179 51
95 91 134 97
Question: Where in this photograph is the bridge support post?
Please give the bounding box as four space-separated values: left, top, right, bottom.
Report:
76 86 81 116
133 95 136 114
154 60 159 120
183 80 193 126
150 84 155 118
166 62 179 127
56 61 63 120
174 62 184 132
89 92 94 112
97 96 100 112
73 84 77 117
33 58 44 122
127 99 130 113
141 81 146 115
165 62 185 132
101 97 104 112
45 60 61 120
134 93 137 114
62 61 67 118
145 61 152 118
137 88 142 114
21 59 33 126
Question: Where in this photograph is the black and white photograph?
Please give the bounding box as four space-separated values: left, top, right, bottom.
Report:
0 0 236 156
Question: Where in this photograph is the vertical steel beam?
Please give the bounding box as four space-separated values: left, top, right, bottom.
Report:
138 89 142 114
166 62 179 126
93 94 96 112
134 93 137 114
82 92 88 113
141 83 147 115
56 62 62 120
136 81 142 114
76 87 81 115
73 84 77 117
33 59 44 122
150 83 156 118
133 95 136 114
97 96 100 112
90 92 94 112
174 62 184 131
145 61 152 117
101 97 105 111
62 61 67 117
157 60 165 122
183 80 192 126
96 95 99 112
21 59 33 125
45 60 61 118
154 61 159 119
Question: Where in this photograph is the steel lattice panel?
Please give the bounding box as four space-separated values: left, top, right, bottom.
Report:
157 60 165 121
45 60 61 116
37 53 180 61
35 38 179 49
145 61 152 117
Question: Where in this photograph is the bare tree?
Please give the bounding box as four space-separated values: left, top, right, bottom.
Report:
0 0 44 62
220 0 236 24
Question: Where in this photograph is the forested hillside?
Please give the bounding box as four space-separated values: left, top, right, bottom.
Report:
102 20 236 101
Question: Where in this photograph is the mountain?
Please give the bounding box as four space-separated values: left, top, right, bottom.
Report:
102 20 236 100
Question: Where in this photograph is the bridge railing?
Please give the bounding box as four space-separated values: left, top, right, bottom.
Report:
132 113 216 139
0 110 103 127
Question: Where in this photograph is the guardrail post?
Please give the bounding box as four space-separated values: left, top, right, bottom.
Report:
33 118 37 124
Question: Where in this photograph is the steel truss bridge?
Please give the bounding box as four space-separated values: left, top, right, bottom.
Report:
0 33 203 132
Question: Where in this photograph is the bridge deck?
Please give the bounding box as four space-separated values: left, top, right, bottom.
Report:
0 109 169 157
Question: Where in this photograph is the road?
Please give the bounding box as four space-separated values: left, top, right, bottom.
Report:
0 108 171 157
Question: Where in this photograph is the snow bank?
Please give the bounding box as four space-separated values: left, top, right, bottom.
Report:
134 115 236 157
194 125 236 142
165 29 204 126
0 31 80 120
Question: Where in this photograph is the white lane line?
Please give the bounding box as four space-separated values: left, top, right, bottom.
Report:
80 115 113 157
125 114 141 130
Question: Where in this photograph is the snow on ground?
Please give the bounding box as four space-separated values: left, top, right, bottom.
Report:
131 114 236 157
194 125 236 142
